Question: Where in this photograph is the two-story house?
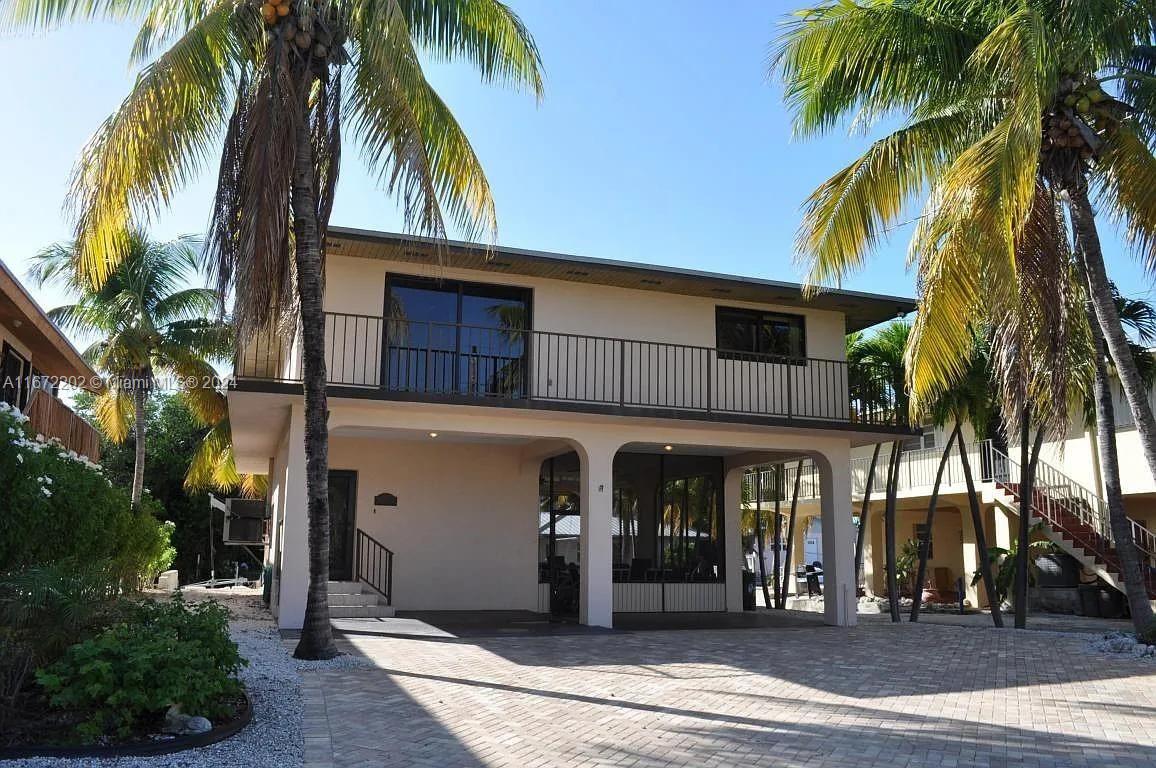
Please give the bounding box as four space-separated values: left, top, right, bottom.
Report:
1 258 102 459
227 227 916 630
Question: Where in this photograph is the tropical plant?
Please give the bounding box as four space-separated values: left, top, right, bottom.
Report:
849 321 911 621
5 0 544 659
0 560 128 727
970 534 1053 608
0 403 173 584
28 233 232 507
777 459 804 607
910 331 1003 625
1076 282 1156 634
36 596 245 743
774 0 1156 524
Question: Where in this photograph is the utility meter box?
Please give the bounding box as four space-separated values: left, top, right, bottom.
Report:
222 498 268 546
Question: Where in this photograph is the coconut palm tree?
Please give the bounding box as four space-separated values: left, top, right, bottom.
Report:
773 0 1156 513
7 0 543 659
28 232 232 507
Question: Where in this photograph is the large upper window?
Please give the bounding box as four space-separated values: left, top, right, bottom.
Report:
715 307 806 360
385 275 531 396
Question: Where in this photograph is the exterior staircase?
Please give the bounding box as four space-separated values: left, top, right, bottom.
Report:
983 442 1156 602
327 580 395 618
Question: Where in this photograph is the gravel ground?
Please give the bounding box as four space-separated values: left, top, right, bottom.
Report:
3 587 343 768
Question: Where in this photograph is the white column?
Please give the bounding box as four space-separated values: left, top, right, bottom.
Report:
723 467 745 612
961 506 982 608
579 439 616 627
818 442 856 626
861 504 877 597
277 404 310 630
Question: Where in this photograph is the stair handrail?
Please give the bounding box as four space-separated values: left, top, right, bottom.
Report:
981 440 1111 540
354 528 394 605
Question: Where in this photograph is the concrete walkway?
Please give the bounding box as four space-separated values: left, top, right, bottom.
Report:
298 616 1155 768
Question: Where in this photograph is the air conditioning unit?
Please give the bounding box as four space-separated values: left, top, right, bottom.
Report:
222 498 268 546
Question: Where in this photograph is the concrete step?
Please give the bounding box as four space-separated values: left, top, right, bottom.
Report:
328 592 381 607
329 604 396 619
327 580 364 595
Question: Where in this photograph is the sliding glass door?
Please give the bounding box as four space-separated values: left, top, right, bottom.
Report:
385 276 530 397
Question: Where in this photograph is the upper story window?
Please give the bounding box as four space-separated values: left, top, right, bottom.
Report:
715 307 806 360
1 343 30 409
902 427 937 452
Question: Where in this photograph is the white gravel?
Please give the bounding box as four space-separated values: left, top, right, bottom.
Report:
1087 630 1156 660
5 587 363 767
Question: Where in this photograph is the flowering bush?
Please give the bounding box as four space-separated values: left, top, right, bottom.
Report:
0 402 172 584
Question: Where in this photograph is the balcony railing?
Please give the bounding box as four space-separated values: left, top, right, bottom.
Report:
234 314 908 429
24 388 102 461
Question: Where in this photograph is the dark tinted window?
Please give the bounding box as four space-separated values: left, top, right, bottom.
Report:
716 308 805 359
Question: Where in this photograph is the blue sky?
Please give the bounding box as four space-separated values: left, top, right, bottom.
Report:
2 1 1153 325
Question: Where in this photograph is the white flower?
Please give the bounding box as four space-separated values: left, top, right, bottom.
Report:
41 488 52 498
15 454 23 464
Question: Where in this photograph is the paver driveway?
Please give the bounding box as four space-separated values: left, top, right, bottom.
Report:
300 619 1156 768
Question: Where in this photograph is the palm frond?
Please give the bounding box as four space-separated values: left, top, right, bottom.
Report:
393 0 544 98
92 387 134 443
68 1 245 284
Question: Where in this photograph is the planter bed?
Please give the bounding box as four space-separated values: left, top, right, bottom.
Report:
0 692 252 760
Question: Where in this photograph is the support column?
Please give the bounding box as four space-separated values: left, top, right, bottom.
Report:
961 505 982 608
579 439 616 627
818 442 856 626
861 505 877 597
724 467 745 612
993 504 1013 550
278 404 310 630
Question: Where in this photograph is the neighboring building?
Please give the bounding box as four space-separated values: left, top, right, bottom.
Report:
747 411 1156 611
227 227 917 630
0 258 102 460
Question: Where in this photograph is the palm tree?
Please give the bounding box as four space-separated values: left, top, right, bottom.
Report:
8 0 544 659
848 320 909 621
909 331 1003 625
773 1 1156 512
777 459 804 607
28 232 232 507
1077 284 1156 636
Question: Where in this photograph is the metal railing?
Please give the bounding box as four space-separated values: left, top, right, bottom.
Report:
234 314 908 428
354 529 393 605
982 441 1156 573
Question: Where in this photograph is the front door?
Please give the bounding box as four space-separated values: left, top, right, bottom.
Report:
328 470 357 581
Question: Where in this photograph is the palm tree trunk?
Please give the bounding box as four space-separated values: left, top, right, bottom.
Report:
1082 289 1156 632
910 424 962 622
771 467 783 608
755 492 773 610
854 443 882 592
1014 418 1045 629
1070 185 1156 488
884 440 904 622
959 436 1003 627
290 104 338 661
130 378 147 508
779 460 804 606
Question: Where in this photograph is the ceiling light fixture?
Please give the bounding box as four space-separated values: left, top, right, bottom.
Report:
428 432 439 438
663 444 674 452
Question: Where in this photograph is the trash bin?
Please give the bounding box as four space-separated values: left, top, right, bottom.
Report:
1077 583 1101 617
262 565 273 607
742 570 756 611
1098 587 1125 619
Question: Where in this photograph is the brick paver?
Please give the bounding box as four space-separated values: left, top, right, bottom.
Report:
300 621 1156 768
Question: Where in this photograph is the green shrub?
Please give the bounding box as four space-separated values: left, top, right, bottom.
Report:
0 562 129 731
0 403 173 584
36 596 246 743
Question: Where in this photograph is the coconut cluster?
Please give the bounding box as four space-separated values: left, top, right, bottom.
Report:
1042 75 1113 158
259 0 331 60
